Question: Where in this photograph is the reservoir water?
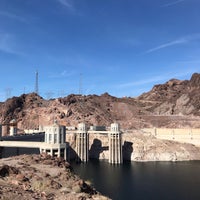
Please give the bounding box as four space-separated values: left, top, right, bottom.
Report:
1 136 200 200
72 160 200 200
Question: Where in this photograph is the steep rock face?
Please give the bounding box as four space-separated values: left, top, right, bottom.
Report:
138 73 200 116
0 96 24 123
139 78 187 102
190 73 200 88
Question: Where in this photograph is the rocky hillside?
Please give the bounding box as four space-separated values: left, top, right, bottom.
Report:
0 73 200 130
0 154 109 200
138 73 200 116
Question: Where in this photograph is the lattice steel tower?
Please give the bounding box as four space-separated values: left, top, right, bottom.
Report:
35 70 39 94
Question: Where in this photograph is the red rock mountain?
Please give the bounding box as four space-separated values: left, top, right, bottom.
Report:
0 73 200 130
138 73 200 116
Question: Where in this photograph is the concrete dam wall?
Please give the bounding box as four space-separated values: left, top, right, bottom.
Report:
142 128 200 146
66 133 109 160
66 129 200 162
66 132 134 161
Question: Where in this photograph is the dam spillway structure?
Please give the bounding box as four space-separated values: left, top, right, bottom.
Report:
76 123 89 162
9 119 17 136
0 121 69 160
41 120 68 160
109 123 123 164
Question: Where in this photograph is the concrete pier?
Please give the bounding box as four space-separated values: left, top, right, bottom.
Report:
76 123 89 162
109 123 123 164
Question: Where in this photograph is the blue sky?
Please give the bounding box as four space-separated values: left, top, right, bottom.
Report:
0 0 200 101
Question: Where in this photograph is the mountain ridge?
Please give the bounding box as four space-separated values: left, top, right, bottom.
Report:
0 73 200 130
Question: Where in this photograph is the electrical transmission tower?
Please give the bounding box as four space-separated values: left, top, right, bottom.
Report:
45 91 54 100
5 87 12 100
79 73 82 95
78 73 85 122
35 70 39 94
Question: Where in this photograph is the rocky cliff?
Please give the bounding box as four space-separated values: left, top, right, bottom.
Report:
0 73 200 130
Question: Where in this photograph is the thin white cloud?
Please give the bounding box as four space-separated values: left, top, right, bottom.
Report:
144 34 200 54
0 33 23 55
48 70 75 78
0 11 27 23
57 0 73 9
118 70 197 89
118 75 167 88
145 39 186 54
161 0 185 7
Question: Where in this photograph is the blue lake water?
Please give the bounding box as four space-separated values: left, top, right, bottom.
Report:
72 160 200 200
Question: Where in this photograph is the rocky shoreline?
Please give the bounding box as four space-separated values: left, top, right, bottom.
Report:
0 154 110 200
122 131 200 161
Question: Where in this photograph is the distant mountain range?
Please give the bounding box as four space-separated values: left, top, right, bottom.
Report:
1 73 200 130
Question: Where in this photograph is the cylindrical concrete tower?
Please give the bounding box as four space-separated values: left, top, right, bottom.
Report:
44 120 66 145
9 119 17 136
109 123 123 164
2 125 9 136
76 123 89 162
41 120 67 160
